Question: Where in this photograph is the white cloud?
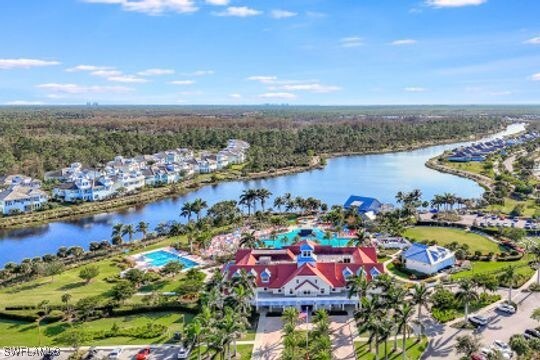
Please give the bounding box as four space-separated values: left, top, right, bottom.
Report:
0 58 60 70
107 75 148 83
91 69 122 77
83 0 198 15
524 37 540 45
270 9 297 19
305 11 327 18
277 83 341 93
137 68 175 76
170 80 195 85
66 64 112 72
404 87 427 92
36 83 133 94
205 0 228 5
532 73 540 81
181 70 214 76
426 0 487 8
339 37 363 48
391 39 417 46
258 92 297 100
215 6 261 17
5 100 46 105
247 75 278 84
229 93 242 99
488 91 512 96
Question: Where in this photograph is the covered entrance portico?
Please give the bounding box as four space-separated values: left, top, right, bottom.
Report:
254 295 358 312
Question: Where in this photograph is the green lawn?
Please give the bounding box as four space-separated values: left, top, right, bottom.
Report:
443 161 495 178
0 312 190 346
485 198 538 217
450 256 534 282
354 337 427 360
403 227 502 254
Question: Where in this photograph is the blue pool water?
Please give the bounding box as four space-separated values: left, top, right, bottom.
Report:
143 250 200 268
262 228 350 248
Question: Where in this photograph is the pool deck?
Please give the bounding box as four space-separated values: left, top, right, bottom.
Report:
129 246 204 272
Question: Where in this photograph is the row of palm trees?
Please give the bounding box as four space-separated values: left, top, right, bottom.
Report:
110 221 149 244
430 193 472 212
239 188 272 215
180 198 209 222
185 269 255 360
346 273 429 360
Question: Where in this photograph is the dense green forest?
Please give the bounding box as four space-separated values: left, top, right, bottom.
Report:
1 105 538 177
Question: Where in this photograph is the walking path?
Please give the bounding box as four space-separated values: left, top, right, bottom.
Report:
251 314 283 360
330 316 357 360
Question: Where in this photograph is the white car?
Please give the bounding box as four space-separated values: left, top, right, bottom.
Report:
496 303 516 314
492 340 512 358
177 346 191 359
108 348 123 360
469 315 489 326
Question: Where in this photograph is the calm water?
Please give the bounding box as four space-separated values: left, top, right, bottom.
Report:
0 123 525 266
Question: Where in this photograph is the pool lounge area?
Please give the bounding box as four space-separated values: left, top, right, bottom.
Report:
261 228 352 248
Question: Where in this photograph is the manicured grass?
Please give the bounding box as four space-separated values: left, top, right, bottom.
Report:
403 226 502 254
189 344 252 360
443 161 495 178
485 198 538 217
354 337 427 360
450 256 534 282
0 312 190 346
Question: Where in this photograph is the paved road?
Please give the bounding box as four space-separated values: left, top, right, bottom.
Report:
422 289 540 359
329 316 356 360
252 315 283 360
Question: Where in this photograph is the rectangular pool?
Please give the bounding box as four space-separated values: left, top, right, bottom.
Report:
262 228 350 248
143 250 200 269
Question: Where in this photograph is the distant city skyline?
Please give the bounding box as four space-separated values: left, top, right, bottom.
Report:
1 0 539 105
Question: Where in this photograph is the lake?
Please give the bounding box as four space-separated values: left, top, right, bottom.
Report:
0 123 525 266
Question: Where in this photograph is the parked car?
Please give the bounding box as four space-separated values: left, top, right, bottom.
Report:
471 353 486 360
135 347 151 360
108 348 122 360
496 303 516 314
42 352 57 360
493 340 511 353
469 315 489 326
525 328 540 338
177 345 192 359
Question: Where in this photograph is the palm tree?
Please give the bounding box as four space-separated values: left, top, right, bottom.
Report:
185 222 197 253
347 274 370 311
136 221 149 240
111 223 123 240
411 283 430 321
180 201 194 221
282 307 300 331
520 238 540 284
121 224 135 242
499 265 518 302
186 319 204 360
256 188 272 211
239 231 261 249
348 230 371 247
239 189 257 216
395 303 415 360
531 307 540 325
456 279 479 322
191 198 208 221
273 196 284 213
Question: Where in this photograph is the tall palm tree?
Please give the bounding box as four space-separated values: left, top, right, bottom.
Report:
395 303 415 360
282 307 300 331
136 221 149 240
347 274 370 311
184 222 197 253
121 224 135 242
180 201 194 221
256 188 272 211
239 231 262 249
347 230 371 247
186 319 204 360
456 279 479 322
191 198 208 221
111 223 123 239
499 265 518 302
239 189 257 216
273 196 284 213
411 283 430 321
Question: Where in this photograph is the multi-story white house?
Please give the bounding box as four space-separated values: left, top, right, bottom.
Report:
224 240 384 312
0 185 49 214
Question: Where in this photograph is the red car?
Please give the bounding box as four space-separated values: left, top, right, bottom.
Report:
136 347 151 360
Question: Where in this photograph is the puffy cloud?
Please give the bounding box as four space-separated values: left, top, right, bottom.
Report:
170 80 195 85
258 92 297 99
247 75 278 84
0 58 60 70
66 64 111 72
82 0 198 15
36 83 133 94
215 6 261 17
107 75 148 83
277 83 341 93
532 73 540 81
426 0 487 8
404 87 427 92
339 37 363 48
91 69 123 77
524 37 540 45
181 70 214 76
205 0 228 5
229 93 242 99
391 39 417 46
137 68 175 76
270 9 297 19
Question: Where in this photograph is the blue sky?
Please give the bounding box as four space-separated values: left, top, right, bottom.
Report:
1 0 539 105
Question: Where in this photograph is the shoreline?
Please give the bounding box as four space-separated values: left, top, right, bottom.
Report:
0 124 510 230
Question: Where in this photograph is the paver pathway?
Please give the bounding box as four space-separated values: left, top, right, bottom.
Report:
330 316 357 360
252 315 284 360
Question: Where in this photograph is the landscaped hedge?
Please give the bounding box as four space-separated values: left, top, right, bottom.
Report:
110 303 199 316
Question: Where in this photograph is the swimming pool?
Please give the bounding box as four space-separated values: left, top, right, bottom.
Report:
143 250 200 269
262 228 350 248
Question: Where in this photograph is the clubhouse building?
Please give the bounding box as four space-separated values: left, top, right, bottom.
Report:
223 240 384 311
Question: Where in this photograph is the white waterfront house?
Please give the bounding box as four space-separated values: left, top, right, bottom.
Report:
0 184 49 215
